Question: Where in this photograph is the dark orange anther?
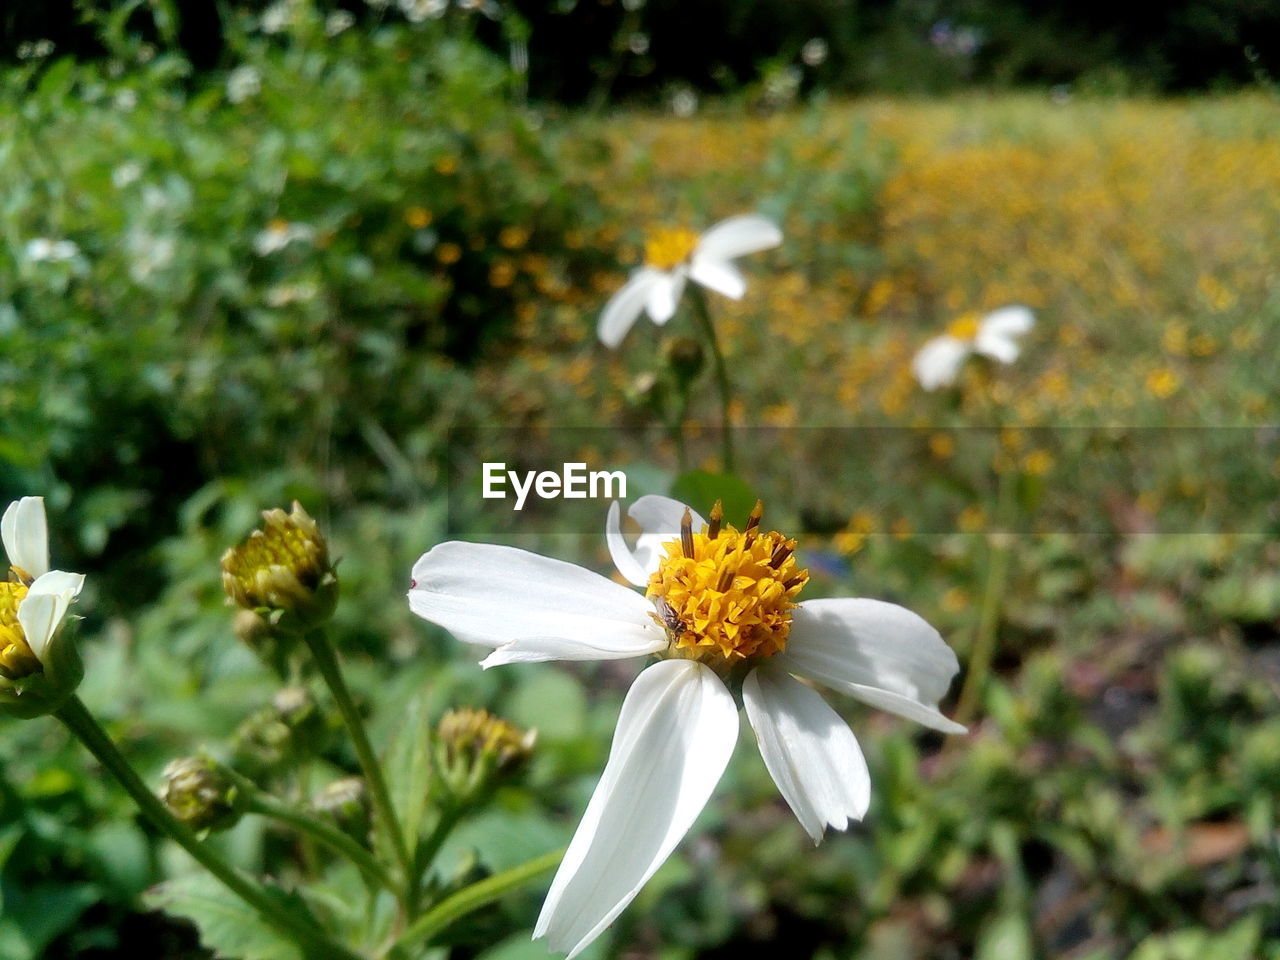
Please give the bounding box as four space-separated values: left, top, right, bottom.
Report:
708 500 723 540
680 508 695 559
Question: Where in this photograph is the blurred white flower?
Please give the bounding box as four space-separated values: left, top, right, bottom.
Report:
326 10 356 35
17 40 54 60
598 214 781 348
127 231 176 282
253 220 315 256
912 305 1036 390
627 32 649 56
409 497 963 959
111 162 142 189
260 2 292 33
226 65 262 104
24 238 79 263
113 88 138 111
265 281 320 306
801 37 828 67
670 85 698 118
399 0 447 21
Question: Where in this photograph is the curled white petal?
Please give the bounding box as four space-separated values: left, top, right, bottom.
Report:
2 497 49 579
408 542 659 662
780 598 965 734
688 256 747 299
535 659 739 959
911 335 971 390
606 501 650 587
625 496 707 578
18 570 84 661
743 665 870 843
694 214 782 263
599 269 665 349
974 305 1035 364
644 270 686 324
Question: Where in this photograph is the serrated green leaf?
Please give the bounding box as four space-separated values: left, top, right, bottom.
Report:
143 874 306 960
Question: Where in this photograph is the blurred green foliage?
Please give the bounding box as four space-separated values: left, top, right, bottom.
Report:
1 4 1279 960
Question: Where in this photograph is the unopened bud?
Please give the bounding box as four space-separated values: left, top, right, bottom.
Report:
435 707 535 801
221 502 337 637
232 686 328 776
664 335 704 380
160 756 242 833
312 776 370 840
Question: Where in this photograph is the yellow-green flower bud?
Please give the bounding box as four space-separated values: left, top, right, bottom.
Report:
232 686 329 776
435 707 535 802
312 776 370 841
221 502 337 637
160 756 243 834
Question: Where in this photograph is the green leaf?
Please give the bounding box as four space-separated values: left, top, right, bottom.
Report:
503 669 586 742
669 471 756 522
143 874 307 960
382 694 434 853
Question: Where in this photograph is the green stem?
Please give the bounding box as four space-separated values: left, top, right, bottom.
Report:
54 696 362 960
227 769 400 895
390 847 565 955
688 286 736 472
303 631 412 882
954 465 1017 726
407 805 461 915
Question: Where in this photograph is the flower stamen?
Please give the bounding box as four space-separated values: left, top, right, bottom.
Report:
647 502 808 666
643 227 699 270
0 581 39 680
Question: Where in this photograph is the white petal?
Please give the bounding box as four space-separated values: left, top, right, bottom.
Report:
18 570 82 661
911 336 970 391
979 305 1035 339
535 660 738 958
606 501 650 587
598 269 664 349
627 496 707 578
2 497 49 579
688 256 747 299
780 598 966 734
974 306 1033 364
644 270 686 325
408 542 661 663
743 665 870 843
694 214 782 263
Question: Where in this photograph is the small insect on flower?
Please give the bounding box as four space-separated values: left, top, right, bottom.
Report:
598 215 782 349
912 305 1036 390
409 496 964 958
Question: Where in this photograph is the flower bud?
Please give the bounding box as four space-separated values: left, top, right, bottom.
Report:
232 686 329 776
312 776 371 841
664 335 705 381
160 756 243 834
435 707 535 802
221 502 337 637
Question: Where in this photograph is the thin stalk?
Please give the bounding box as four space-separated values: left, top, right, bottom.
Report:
688 285 736 472
302 630 412 882
406 805 460 915
391 848 565 954
226 769 400 895
954 464 1017 726
55 696 362 960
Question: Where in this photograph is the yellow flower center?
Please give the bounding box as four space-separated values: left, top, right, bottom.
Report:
0 580 40 680
644 227 700 271
946 313 982 341
646 501 808 667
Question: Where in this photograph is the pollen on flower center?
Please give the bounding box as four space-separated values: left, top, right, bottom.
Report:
0 581 39 680
646 501 808 665
946 313 982 341
644 227 700 271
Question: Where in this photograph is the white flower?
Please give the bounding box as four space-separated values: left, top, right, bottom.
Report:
409 496 963 958
325 10 356 35
911 305 1036 391
24 238 79 264
801 37 829 67
226 65 262 104
1 498 85 679
253 219 315 256
598 215 782 349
